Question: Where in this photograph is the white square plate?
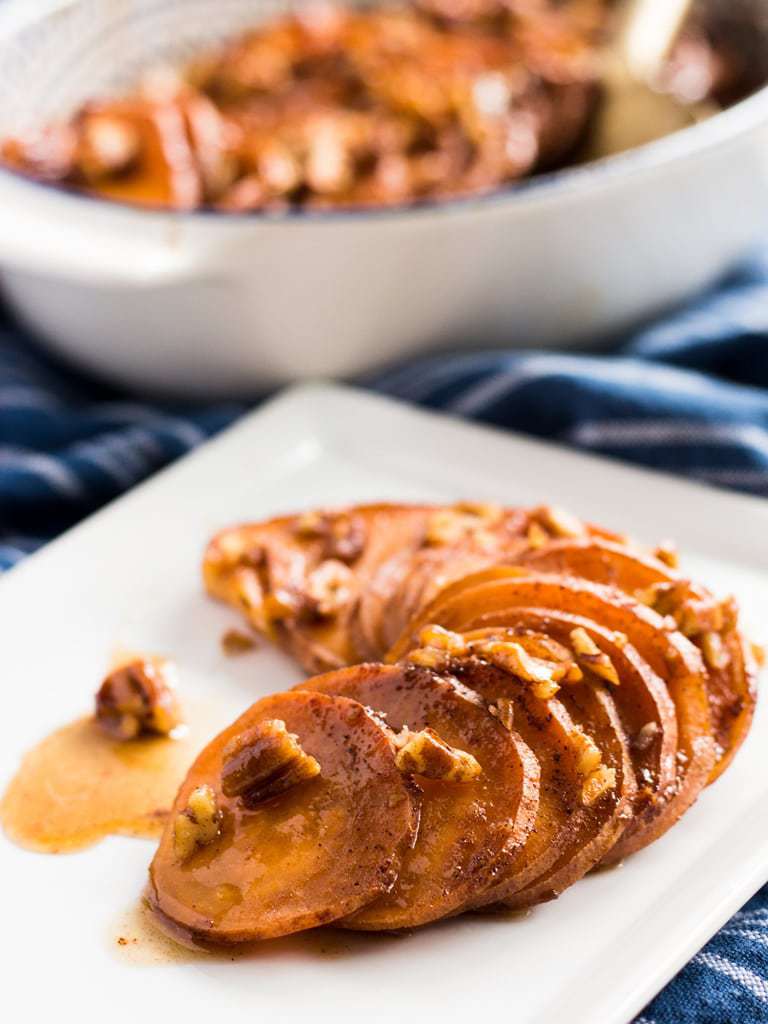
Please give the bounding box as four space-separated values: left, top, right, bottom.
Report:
2 383 767 1024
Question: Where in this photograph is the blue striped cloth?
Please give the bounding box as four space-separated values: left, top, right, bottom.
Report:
1 250 768 1021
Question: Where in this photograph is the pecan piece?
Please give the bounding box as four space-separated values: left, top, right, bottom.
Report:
305 559 355 617
572 729 602 776
526 520 549 549
294 511 327 538
533 504 585 539
405 625 469 671
173 784 222 860
395 727 481 782
636 582 728 639
453 501 503 523
221 628 257 655
406 646 452 671
325 514 366 562
78 112 141 181
95 658 182 740
424 509 468 547
418 624 468 654
653 540 679 568
701 630 729 671
581 765 617 806
221 719 320 808
631 721 660 752
294 511 366 563
571 728 616 805
489 697 515 731
424 502 501 547
471 638 566 698
570 627 620 686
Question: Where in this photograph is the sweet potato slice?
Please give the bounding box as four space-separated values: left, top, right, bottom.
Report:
442 608 678 861
414 631 635 908
519 538 757 781
346 507 443 660
69 100 203 209
204 514 359 673
389 571 716 860
376 545 516 655
296 663 540 928
204 505 445 673
203 503 531 674
148 690 418 944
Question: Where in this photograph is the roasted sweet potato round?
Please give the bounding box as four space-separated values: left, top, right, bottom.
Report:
148 690 418 944
518 537 757 782
204 503 530 674
443 608 679 863
425 631 635 908
388 571 717 860
296 662 540 928
472 609 678 789
202 501 759 897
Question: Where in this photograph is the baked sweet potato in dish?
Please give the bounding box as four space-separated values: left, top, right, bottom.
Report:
295 662 539 927
148 690 418 944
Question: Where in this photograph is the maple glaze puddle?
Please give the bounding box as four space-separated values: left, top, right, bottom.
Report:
1 697 233 854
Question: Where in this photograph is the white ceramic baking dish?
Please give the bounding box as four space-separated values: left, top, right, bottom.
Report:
1 0 768 398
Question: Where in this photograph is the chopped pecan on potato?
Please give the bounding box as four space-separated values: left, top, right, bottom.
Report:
532 504 586 540
149 690 418 942
635 581 734 641
652 540 679 568
581 764 617 806
294 510 367 563
221 719 321 807
173 784 222 860
631 721 661 753
304 559 356 617
395 726 482 782
404 623 469 670
77 111 142 181
94 657 182 740
571 729 616 806
489 696 515 731
569 626 620 685
424 503 501 547
471 637 567 699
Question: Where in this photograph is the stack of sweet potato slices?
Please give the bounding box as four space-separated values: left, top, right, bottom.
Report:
148 501 760 944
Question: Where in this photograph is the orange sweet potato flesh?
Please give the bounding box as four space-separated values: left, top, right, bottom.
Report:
204 503 757 772
205 505 430 672
295 663 540 928
518 538 757 782
203 503 756 866
444 634 635 908
447 608 679 862
203 504 531 674
388 571 717 860
148 690 418 944
80 100 201 209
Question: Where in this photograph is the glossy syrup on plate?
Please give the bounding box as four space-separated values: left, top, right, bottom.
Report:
0 696 231 853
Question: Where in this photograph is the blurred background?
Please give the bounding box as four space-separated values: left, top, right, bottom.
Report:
0 0 766 521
